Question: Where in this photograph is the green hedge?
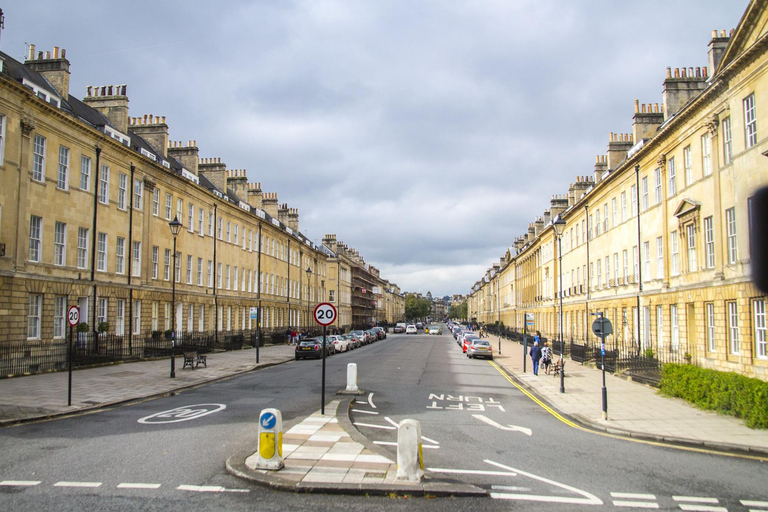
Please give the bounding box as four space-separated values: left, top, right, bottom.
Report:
659 364 768 429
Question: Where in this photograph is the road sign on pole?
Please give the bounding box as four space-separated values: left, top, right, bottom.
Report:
67 306 80 327
314 303 337 326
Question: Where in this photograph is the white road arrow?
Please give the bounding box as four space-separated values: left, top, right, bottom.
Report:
472 414 532 436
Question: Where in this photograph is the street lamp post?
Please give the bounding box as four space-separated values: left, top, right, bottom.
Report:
553 215 566 393
168 216 182 378
305 266 312 332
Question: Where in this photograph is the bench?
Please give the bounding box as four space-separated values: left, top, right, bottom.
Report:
553 358 565 376
182 351 207 369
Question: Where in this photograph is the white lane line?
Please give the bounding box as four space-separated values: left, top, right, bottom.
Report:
177 485 224 492
352 422 396 430
677 506 726 512
492 485 532 492
384 416 399 428
674 497 719 504
485 460 602 506
351 409 378 415
472 414 532 435
612 493 657 499
428 468 519 477
742 500 768 508
421 435 440 445
0 481 41 486
374 441 439 449
117 483 162 489
367 392 376 409
613 501 659 509
54 481 103 488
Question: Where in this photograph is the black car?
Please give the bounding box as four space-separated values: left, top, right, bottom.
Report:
295 338 332 360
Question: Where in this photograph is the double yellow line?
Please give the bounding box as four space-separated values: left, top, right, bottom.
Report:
488 360 768 462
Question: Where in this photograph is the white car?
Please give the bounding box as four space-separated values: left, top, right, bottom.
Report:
406 324 418 334
330 335 349 353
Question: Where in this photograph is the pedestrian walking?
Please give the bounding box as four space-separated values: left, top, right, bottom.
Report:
541 341 553 375
291 328 298 345
529 341 542 376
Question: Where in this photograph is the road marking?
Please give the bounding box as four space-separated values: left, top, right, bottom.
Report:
612 493 657 500
0 481 41 486
422 435 440 445
428 468 519 477
54 481 102 488
353 422 396 430
677 506 726 512
178 485 225 492
384 416 399 428
613 500 659 508
492 485 532 492
674 497 720 503
117 483 162 489
742 500 768 508
355 392 377 409
374 441 439 449
485 460 602 506
138 404 226 424
472 414 532 436
351 409 378 415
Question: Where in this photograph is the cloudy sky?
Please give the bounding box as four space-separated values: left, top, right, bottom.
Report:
3 0 746 297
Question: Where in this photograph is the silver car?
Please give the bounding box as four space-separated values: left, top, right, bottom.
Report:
467 339 494 359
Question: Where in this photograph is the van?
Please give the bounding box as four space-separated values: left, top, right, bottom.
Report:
394 322 407 333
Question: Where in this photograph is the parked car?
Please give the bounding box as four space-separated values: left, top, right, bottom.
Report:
462 335 480 353
394 323 407 333
427 325 442 335
295 338 331 360
406 324 418 334
350 330 368 345
372 327 387 339
330 335 349 353
365 329 378 342
467 339 493 359
343 334 359 349
416 322 424 330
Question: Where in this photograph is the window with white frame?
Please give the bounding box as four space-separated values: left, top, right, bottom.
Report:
80 155 91 191
133 179 143 210
667 157 676 196
226 221 231 243
116 237 125 274
198 207 204 235
152 246 159 279
233 266 238 291
197 257 203 286
671 304 679 351
241 268 246 291
595 210 601 236
209 212 214 237
133 300 141 334
605 256 610 287
633 245 639 281
656 305 664 352
622 250 628 283
683 145 692 187
596 260 602 289
704 216 715 268
686 224 697 272
175 252 181 283
186 254 192 284
728 301 739 354
33 134 46 182
115 299 125 335
152 188 159 216
188 304 194 332
744 93 757 148
152 302 159 332
54 221 66 266
641 177 648 211
176 198 183 223
57 146 69 190
165 193 172 220
656 236 664 279
722 117 732 165
621 192 627 222
54 296 66 339
207 260 213 288
643 241 650 280
132 241 141 276
188 204 194 232
29 215 42 262
234 224 239 245
613 253 619 284
28 294 42 339
218 218 223 239
118 173 127 210
217 263 222 289
670 230 679 276
97 297 108 329
99 165 110 204
755 299 767 359
198 304 205 332
726 207 737 264
611 198 617 226
77 227 89 269
226 264 231 290
164 303 171 331
701 132 712 176
164 249 171 280
706 302 716 352
654 168 662 204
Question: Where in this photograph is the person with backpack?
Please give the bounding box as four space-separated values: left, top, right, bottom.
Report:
541 341 553 374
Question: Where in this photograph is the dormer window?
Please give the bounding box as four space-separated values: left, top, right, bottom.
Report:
22 78 60 108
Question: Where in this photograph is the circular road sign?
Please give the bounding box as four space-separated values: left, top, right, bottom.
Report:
67 306 80 327
313 303 337 326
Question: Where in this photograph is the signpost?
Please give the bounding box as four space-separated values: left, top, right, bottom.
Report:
67 306 79 406
591 312 613 420
314 302 337 415
250 307 259 363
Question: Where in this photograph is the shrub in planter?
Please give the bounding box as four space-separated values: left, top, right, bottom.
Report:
97 322 109 333
76 323 89 333
660 364 768 429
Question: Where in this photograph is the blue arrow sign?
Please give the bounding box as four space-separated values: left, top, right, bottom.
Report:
260 412 276 430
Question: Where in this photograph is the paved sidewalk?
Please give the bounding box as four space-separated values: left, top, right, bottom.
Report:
489 334 768 456
0 344 296 426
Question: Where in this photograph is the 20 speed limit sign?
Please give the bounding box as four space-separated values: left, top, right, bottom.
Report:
313 303 337 326
67 306 80 327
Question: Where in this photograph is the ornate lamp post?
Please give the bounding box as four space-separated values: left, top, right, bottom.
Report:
168 216 182 378
553 215 566 393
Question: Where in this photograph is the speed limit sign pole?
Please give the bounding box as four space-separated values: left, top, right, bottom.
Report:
67 306 80 406
314 303 337 415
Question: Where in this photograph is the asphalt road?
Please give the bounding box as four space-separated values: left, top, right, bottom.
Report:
0 329 766 511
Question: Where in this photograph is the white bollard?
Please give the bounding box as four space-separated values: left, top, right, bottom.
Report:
395 419 424 482
254 408 284 470
345 363 359 393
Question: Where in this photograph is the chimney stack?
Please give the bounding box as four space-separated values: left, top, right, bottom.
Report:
632 100 664 143
128 115 169 158
662 66 709 120
594 155 608 183
226 169 248 199
607 133 634 170
168 140 199 176
198 158 227 192
708 29 731 77
262 192 279 218
24 44 71 100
